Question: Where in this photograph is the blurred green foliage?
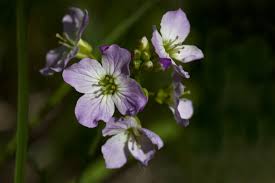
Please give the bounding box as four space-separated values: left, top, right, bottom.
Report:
0 0 275 182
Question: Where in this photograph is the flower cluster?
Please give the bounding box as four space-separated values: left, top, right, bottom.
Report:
41 7 203 168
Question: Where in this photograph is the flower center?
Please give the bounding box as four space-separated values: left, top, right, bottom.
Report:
98 75 118 95
163 36 184 57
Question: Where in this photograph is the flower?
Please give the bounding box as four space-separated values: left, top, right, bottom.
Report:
151 9 204 78
62 44 148 128
169 72 193 127
101 116 163 169
40 7 89 75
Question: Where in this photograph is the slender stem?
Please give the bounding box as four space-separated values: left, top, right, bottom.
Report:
102 0 157 44
14 0 28 181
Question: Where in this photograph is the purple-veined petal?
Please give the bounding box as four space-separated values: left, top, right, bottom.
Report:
169 105 190 127
40 44 78 76
173 45 204 63
102 118 128 137
113 77 147 116
128 134 155 166
103 116 141 137
160 9 190 44
40 46 67 75
151 29 169 59
75 94 115 128
177 98 193 119
173 65 190 79
159 58 172 70
139 128 164 150
172 71 185 98
102 132 129 169
62 58 105 93
76 9 89 41
62 7 89 41
101 44 131 76
170 73 192 127
99 45 110 53
123 116 142 129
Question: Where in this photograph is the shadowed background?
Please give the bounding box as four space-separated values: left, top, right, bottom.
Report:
0 0 275 182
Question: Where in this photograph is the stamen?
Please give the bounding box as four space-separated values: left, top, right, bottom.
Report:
56 33 75 48
58 41 73 48
97 75 118 95
56 33 66 42
92 84 100 87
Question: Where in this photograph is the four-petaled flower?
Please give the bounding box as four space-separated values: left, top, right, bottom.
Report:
40 7 89 75
40 7 202 169
169 72 193 127
62 44 148 128
151 9 204 78
101 116 163 169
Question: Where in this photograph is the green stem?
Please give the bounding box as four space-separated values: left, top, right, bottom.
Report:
102 0 157 44
14 0 28 181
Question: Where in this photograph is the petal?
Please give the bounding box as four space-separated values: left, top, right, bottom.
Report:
151 29 169 59
172 45 204 63
159 58 172 70
102 118 128 137
160 9 190 43
101 44 131 76
170 105 190 127
99 45 109 53
128 134 156 166
76 9 89 41
173 65 190 79
75 94 115 128
102 133 129 169
40 45 78 76
177 98 193 119
122 116 141 129
40 47 67 75
139 128 164 150
62 7 89 41
172 71 185 98
62 58 105 93
102 116 141 137
113 77 147 116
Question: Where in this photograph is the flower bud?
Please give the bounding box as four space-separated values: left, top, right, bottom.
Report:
143 60 153 70
139 36 149 51
133 59 142 70
141 51 151 61
155 89 169 104
133 49 141 60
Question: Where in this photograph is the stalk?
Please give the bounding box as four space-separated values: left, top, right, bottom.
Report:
14 0 29 181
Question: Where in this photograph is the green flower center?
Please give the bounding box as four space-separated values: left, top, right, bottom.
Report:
163 37 184 58
98 75 118 95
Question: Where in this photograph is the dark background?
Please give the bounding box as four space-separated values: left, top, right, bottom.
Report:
0 0 275 182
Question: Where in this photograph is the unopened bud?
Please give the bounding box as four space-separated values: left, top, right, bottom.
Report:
139 36 149 51
133 49 141 60
155 89 169 104
143 60 153 70
141 51 151 61
133 60 142 70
